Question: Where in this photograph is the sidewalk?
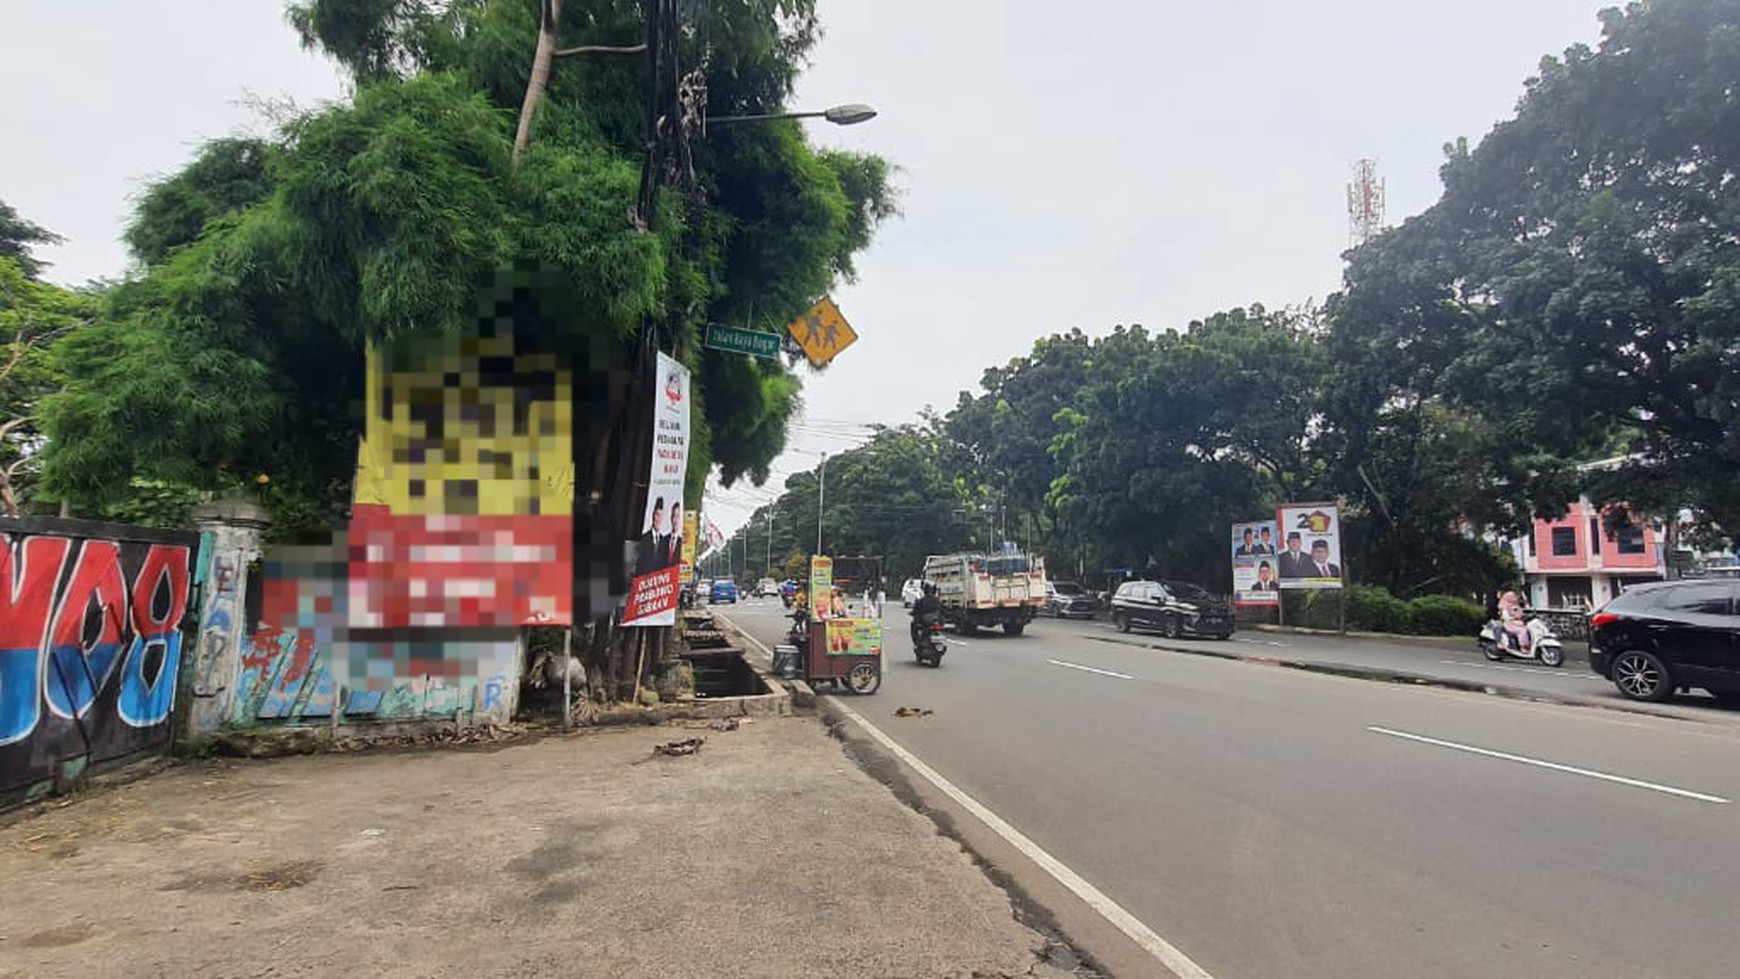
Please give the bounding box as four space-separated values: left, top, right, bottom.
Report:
0 717 1079 978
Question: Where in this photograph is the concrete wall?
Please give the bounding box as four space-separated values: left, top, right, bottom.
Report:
1 518 197 805
230 545 520 728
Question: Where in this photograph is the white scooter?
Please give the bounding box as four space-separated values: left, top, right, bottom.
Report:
1477 613 1565 667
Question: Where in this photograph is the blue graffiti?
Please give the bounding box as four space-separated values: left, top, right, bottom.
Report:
0 647 41 747
118 633 181 728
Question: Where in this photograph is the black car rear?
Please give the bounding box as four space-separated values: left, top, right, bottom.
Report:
1109 580 1235 639
1587 578 1740 703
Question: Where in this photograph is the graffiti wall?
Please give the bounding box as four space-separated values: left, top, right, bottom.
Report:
1 518 196 804
232 545 518 727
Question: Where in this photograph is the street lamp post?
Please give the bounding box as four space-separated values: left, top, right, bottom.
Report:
706 102 878 129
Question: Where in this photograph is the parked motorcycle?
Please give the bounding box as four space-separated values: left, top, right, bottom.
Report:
911 614 947 667
1477 613 1565 667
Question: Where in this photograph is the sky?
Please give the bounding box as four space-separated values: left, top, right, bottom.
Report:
1 1 1608 539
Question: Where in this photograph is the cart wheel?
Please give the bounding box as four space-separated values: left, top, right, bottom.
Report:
843 661 882 695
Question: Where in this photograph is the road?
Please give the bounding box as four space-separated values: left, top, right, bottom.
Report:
717 596 1740 979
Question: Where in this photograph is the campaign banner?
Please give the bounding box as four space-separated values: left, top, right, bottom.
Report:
824 618 882 657
808 555 835 623
1275 503 1344 590
680 511 698 585
624 352 691 627
1230 519 1281 605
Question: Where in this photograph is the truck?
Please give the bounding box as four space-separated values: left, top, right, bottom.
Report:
922 551 1048 636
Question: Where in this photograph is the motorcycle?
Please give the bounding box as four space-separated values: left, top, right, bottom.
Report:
911 613 947 667
1477 612 1565 667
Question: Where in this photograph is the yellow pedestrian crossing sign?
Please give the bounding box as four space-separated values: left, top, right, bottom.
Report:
787 296 858 367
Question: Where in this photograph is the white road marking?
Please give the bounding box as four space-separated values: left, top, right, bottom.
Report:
1440 659 1578 678
1367 726 1731 804
1048 659 1134 680
723 613 1214 979
1234 638 1290 648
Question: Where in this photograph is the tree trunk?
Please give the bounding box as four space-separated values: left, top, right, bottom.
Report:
513 0 562 164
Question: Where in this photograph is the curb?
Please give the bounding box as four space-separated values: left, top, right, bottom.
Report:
1086 635 1700 724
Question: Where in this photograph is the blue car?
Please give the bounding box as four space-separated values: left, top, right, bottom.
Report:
710 579 738 604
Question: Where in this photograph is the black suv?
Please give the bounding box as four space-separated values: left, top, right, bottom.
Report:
1109 580 1234 639
1044 581 1099 619
1588 578 1740 703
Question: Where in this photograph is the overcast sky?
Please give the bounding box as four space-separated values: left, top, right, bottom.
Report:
1 1 1606 539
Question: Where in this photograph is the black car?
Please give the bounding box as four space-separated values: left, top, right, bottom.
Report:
1044 581 1099 619
1109 580 1235 639
1588 578 1740 703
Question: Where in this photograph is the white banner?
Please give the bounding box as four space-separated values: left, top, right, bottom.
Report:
624 352 691 626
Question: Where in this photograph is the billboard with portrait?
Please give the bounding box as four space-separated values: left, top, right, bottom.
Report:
1274 503 1344 590
1230 519 1281 605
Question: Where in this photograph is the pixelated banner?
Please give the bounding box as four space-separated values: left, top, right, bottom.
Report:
347 505 571 628
624 352 691 627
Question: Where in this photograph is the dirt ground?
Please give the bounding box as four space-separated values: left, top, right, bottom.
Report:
0 715 1072 979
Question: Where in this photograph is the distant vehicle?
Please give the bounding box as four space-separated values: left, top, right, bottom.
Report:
709 579 739 604
922 551 1047 636
754 577 779 598
1044 581 1098 619
1588 578 1740 703
901 578 924 608
1108 580 1234 639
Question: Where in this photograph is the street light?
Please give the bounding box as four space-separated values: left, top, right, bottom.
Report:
706 102 878 128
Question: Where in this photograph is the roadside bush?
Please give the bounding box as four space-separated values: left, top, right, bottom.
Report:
1344 585 1414 634
1407 595 1485 637
1290 590 1342 629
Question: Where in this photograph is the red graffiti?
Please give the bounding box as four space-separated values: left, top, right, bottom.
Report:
0 536 71 649
49 540 126 653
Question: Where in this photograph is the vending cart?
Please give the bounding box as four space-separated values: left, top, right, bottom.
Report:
777 554 884 695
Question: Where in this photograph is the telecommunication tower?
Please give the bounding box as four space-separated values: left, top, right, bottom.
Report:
1346 158 1386 247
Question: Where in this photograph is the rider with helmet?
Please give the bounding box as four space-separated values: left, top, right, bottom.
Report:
909 581 943 646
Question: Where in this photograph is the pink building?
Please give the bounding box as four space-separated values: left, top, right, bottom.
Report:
1508 500 1662 608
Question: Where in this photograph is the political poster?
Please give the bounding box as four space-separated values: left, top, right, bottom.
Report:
1274 503 1344 590
680 510 698 585
623 352 691 626
1230 519 1281 605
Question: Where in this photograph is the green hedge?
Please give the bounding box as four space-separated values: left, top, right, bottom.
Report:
1288 587 1483 637
1407 594 1486 637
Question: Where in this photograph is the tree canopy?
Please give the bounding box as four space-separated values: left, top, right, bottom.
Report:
37 0 896 537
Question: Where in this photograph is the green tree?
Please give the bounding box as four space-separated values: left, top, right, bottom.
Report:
40 0 894 539
0 254 97 514
1336 0 1740 539
0 199 63 281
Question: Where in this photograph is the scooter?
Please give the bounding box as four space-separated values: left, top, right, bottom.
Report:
911 614 947 667
1477 614 1565 667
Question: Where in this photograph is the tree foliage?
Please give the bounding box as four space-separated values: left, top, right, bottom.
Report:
0 198 64 282
40 0 895 535
0 252 96 514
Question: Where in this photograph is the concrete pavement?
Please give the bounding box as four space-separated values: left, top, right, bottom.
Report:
721 597 1740 978
0 709 1083 978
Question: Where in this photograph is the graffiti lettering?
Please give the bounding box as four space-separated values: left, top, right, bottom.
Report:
1 527 195 799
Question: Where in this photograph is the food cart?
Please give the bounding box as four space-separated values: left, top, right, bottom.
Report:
774 555 884 695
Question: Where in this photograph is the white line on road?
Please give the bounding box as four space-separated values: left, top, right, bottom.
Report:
1048 659 1134 680
722 614 1213 979
1234 638 1290 648
1440 659 1577 678
1367 726 1731 804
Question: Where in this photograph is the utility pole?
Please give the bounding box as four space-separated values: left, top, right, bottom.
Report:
816 453 827 555
766 510 773 578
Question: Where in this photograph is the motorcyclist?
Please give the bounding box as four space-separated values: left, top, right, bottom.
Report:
909 581 942 647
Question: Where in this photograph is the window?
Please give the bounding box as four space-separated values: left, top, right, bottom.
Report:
1551 527 1578 557
1661 583 1735 617
1589 517 1601 551
1617 526 1646 555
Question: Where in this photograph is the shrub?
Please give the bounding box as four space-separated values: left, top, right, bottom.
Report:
1407 594 1486 637
1344 585 1414 634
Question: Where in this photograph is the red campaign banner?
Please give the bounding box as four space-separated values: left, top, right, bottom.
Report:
347 504 572 628
622 565 680 627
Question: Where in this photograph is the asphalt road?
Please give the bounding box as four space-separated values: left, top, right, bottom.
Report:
718 597 1740 979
